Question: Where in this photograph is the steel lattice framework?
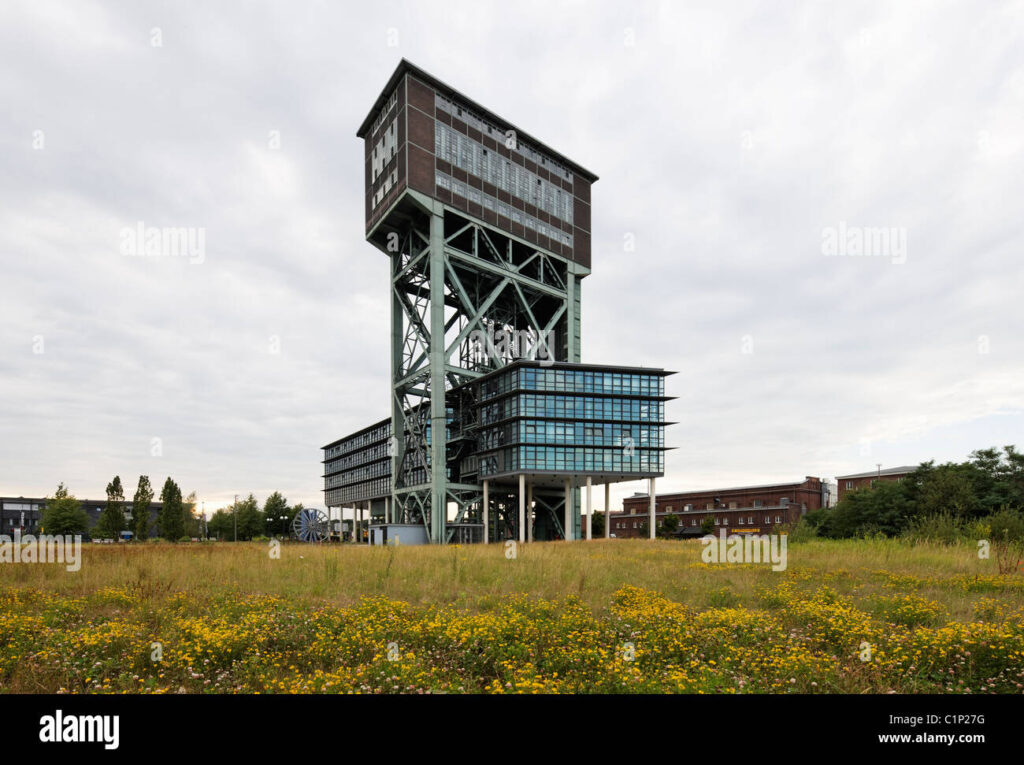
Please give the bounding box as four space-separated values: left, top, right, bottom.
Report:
369 189 585 543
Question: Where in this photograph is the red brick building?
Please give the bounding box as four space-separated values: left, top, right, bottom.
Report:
611 477 832 538
835 466 916 502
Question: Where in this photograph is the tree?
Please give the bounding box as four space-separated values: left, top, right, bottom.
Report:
182 491 201 538
263 492 290 537
158 477 184 540
970 446 1024 512
132 475 154 540
590 511 605 537
700 516 716 535
916 465 982 520
234 494 264 540
662 513 679 537
40 483 90 536
95 475 127 540
207 508 234 540
820 480 910 538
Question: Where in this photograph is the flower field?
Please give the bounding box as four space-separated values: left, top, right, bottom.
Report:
1 539 1022 694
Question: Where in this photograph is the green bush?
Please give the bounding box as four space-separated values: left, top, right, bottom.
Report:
902 511 967 545
782 518 818 543
987 507 1024 542
986 507 1024 574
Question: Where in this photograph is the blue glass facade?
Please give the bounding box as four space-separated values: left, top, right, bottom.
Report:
470 362 671 480
324 362 673 507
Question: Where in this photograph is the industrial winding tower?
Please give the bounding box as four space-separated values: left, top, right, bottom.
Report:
323 60 673 545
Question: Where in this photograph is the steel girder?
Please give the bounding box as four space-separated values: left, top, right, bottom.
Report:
385 196 578 543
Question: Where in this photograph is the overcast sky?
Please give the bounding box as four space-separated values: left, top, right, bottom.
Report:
1 0 1022 515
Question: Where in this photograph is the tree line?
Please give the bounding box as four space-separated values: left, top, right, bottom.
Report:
205 492 303 541
804 446 1024 541
39 477 303 542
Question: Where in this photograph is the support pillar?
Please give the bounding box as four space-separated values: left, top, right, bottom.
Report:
482 479 489 544
527 481 533 543
585 476 592 540
564 478 572 541
649 477 656 540
604 483 611 539
518 474 526 543
428 209 447 545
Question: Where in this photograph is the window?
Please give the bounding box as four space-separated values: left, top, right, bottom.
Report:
748 516 754 525
775 516 782 524
765 516 771 524
691 519 697 526
845 481 853 489
753 500 763 508
728 502 738 509
738 517 745 525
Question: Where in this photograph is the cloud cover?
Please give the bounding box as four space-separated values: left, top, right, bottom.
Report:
0 0 1021 513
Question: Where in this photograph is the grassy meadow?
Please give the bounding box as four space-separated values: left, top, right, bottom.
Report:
2 538 1023 693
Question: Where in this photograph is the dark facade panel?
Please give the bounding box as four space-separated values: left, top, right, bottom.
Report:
359 60 597 270
406 74 434 114
573 174 591 204
407 143 434 195
406 106 434 153
573 196 591 234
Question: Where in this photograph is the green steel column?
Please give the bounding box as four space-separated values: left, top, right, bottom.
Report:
566 267 577 363
390 248 405 525
429 208 447 544
566 263 582 364
566 263 582 539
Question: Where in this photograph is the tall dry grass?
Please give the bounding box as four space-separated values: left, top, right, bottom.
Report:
0 537 1016 620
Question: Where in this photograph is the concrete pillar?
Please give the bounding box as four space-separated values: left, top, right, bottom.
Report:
585 476 592 540
649 477 656 540
527 481 533 543
385 496 390 525
518 474 526 543
428 208 447 545
564 478 572 541
605 482 611 539
482 479 489 544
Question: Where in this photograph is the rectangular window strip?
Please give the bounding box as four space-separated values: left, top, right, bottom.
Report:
434 93 574 182
436 170 573 248
434 122 574 225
